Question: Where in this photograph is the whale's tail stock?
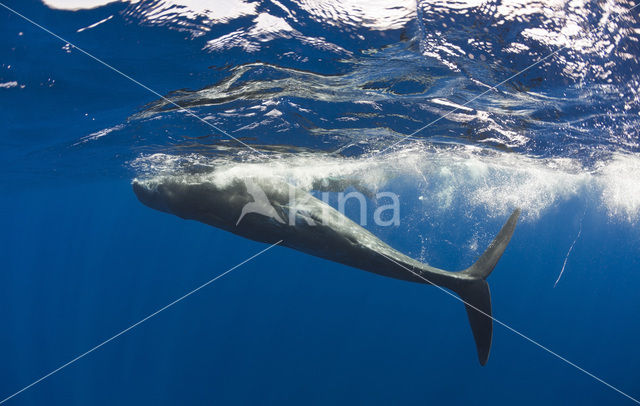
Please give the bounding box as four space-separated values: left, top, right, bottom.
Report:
454 209 521 365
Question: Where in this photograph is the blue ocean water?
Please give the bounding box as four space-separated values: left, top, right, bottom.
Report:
1 0 640 404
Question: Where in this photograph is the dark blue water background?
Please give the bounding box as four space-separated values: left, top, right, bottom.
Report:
1 0 639 404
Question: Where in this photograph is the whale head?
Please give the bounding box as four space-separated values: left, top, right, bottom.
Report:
132 176 284 233
132 177 241 225
132 179 175 214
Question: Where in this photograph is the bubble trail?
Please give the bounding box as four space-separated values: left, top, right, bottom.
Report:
554 208 586 288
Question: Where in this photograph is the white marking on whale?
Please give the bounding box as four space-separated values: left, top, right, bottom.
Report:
236 179 285 226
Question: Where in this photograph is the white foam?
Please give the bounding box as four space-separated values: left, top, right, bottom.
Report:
0 81 19 89
293 0 416 31
131 144 640 223
77 15 114 32
596 153 640 222
42 0 122 10
73 124 124 145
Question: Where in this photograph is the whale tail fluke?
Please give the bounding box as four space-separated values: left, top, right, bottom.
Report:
454 208 521 365
454 280 492 365
463 208 521 280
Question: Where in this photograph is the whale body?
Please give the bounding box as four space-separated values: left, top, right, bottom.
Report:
133 175 520 365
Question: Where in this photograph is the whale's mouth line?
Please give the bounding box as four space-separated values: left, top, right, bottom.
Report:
132 179 173 214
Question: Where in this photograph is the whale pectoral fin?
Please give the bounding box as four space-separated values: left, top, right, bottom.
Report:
454 280 492 366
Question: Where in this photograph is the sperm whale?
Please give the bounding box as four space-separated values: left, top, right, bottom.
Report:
133 175 520 365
